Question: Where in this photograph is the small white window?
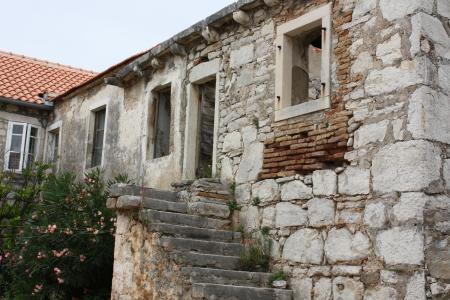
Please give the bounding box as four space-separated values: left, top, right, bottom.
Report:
4 122 39 171
275 4 332 121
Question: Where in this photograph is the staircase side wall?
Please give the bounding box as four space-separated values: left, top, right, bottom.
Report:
111 212 184 300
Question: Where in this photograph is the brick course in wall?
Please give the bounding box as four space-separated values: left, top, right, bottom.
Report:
261 6 355 179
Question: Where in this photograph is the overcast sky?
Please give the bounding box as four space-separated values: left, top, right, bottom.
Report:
0 0 235 72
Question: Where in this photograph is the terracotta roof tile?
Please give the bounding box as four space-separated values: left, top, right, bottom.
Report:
0 50 96 105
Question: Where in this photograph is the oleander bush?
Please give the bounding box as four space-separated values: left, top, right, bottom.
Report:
0 165 126 299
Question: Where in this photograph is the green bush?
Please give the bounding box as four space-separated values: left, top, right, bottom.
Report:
0 167 124 299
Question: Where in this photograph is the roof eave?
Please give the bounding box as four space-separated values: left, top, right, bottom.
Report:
53 0 262 102
0 96 53 111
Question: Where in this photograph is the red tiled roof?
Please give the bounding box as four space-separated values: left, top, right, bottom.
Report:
0 51 97 105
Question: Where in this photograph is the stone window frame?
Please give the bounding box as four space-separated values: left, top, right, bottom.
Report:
182 58 221 180
274 3 332 121
85 100 109 170
4 121 40 172
44 120 62 172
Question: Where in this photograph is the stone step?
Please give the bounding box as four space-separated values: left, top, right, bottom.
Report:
172 251 240 270
182 267 272 288
148 223 241 242
192 283 293 300
142 198 187 213
158 237 243 256
188 200 230 219
110 184 178 202
141 209 230 229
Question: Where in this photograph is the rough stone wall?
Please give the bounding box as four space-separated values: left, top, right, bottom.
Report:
53 56 186 189
229 0 450 299
111 212 183 300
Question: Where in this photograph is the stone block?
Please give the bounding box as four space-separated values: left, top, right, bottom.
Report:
282 229 324 264
313 277 332 300
292 277 312 300
188 201 230 219
376 33 402 65
410 13 450 57
235 142 264 183
332 277 364 300
424 196 450 279
405 271 426 300
106 197 117 209
438 65 450 94
438 0 450 18
241 206 259 230
312 170 337 196
336 209 362 224
372 140 441 193
280 180 312 200
331 265 362 276
338 167 370 195
364 286 397 300
189 59 220 83
364 202 387 228
380 0 433 21
353 120 388 148
307 198 335 227
261 206 275 227
376 227 424 265
235 183 251 204
353 0 376 19
324 228 371 264
275 202 308 228
116 213 132 235
407 86 450 144
230 44 254 68
241 125 257 147
252 179 279 203
222 131 242 153
220 157 234 183
393 192 429 225
351 51 373 75
116 195 141 210
444 160 450 190
365 59 433 96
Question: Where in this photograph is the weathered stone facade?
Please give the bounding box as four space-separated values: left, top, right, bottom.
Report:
50 0 450 299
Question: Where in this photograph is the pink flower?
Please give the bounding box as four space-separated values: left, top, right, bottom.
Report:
33 284 43 293
79 254 86 262
37 252 46 259
53 267 62 275
57 277 64 284
47 224 57 233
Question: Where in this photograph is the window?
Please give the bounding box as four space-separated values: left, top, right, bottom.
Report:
47 127 60 172
4 122 39 171
91 109 106 167
153 87 171 159
275 4 332 121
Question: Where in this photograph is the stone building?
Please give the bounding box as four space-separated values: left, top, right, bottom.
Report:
0 51 95 174
45 0 450 299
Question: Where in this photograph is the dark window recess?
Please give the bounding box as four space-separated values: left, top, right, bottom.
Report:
196 80 216 178
25 127 38 168
291 26 322 106
154 88 171 159
92 109 106 167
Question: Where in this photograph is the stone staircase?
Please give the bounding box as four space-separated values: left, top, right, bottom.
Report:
110 181 293 300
